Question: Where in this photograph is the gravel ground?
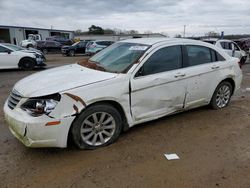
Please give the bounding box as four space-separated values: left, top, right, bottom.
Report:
0 54 250 188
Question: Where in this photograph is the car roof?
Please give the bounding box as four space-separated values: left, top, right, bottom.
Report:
94 40 113 42
120 37 215 47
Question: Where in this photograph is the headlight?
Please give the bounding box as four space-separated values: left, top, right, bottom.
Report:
21 97 59 117
35 53 40 58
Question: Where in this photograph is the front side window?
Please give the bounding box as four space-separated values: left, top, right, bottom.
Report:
233 43 240 51
0 46 8 53
186 45 212 66
142 45 182 75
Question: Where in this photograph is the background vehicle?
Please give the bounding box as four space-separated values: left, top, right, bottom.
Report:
46 36 73 45
20 34 42 48
203 38 247 64
4 38 242 149
0 43 46 70
86 40 114 55
37 41 62 54
61 40 91 56
234 38 250 53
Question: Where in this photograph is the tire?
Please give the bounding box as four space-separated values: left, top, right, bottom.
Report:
27 44 34 48
240 57 246 65
69 50 75 57
210 81 233 109
71 104 122 149
19 58 36 71
42 49 48 54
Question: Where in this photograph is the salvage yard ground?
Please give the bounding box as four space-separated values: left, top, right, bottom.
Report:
0 54 250 188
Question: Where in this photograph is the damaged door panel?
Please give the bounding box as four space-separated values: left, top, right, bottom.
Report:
130 45 187 122
131 73 187 122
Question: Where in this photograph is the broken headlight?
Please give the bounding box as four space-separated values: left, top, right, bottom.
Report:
21 94 60 116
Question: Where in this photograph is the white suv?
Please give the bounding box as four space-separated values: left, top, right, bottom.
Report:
4 38 242 149
203 38 247 64
0 43 45 70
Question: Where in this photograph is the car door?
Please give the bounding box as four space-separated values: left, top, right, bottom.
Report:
130 45 187 123
232 42 242 59
182 45 227 109
0 46 18 68
77 42 86 53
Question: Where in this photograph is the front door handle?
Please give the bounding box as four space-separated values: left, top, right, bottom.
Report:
174 73 186 78
211 65 220 69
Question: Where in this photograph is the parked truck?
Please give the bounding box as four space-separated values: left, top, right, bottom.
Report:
20 34 42 48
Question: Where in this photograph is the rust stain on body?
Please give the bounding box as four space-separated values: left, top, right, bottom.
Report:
64 93 86 107
77 59 106 72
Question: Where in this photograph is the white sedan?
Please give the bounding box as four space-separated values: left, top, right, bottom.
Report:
4 38 242 149
0 43 46 70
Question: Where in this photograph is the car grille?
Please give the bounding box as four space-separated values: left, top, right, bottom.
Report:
8 90 22 110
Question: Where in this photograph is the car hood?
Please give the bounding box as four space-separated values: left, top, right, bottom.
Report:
20 49 40 55
62 45 70 49
14 64 117 97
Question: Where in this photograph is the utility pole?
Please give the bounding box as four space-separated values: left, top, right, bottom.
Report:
183 25 186 38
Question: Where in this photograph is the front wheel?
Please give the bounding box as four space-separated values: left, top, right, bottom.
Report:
69 50 75 56
19 58 35 71
71 104 122 149
210 81 233 109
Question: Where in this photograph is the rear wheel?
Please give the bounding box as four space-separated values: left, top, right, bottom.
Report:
71 104 122 149
210 81 233 109
19 58 35 71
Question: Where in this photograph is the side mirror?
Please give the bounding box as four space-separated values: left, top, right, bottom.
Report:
5 50 12 54
135 66 144 77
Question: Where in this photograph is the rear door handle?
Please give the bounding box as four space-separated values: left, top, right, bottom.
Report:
211 65 220 69
174 73 186 78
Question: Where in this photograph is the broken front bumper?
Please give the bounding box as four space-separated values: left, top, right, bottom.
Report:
3 101 74 148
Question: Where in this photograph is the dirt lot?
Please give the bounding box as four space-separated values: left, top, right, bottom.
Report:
0 54 250 188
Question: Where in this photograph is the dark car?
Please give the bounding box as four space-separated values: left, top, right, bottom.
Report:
37 41 62 54
61 40 91 56
46 36 73 45
234 38 250 53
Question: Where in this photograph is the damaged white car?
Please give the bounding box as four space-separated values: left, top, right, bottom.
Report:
4 38 242 149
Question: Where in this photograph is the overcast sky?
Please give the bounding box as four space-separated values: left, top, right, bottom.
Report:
0 0 250 37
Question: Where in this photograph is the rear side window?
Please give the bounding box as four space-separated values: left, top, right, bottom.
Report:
210 49 226 62
46 42 55 46
186 45 212 66
142 45 182 75
96 41 112 46
220 42 232 50
216 52 226 61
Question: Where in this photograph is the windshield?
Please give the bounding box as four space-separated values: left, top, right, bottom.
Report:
4 44 25 51
28 35 35 41
88 42 150 73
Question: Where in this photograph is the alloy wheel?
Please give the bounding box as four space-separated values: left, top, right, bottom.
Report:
80 112 116 146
